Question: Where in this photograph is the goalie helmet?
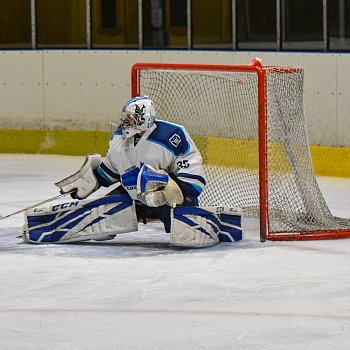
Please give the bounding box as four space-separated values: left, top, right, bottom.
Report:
120 96 156 139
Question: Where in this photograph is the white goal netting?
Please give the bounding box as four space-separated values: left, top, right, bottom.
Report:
135 65 350 239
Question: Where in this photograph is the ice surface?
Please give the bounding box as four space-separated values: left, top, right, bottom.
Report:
0 154 349 349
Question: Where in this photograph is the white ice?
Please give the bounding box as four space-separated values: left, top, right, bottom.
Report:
0 154 349 350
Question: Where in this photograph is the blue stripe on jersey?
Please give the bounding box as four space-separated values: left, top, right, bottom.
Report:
177 173 206 185
100 163 119 179
96 167 114 185
179 181 203 196
147 120 190 156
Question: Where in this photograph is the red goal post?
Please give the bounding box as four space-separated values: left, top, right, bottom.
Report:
131 60 350 242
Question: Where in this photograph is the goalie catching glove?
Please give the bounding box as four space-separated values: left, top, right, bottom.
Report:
136 164 184 207
55 153 102 200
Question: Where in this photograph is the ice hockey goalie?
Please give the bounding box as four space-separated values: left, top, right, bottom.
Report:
22 96 243 248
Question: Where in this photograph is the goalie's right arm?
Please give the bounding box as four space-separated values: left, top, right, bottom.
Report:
55 154 121 200
55 154 102 200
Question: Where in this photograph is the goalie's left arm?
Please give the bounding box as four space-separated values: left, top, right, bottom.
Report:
169 126 207 205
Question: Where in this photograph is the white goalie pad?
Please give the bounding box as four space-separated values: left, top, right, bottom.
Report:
23 194 138 243
170 206 243 248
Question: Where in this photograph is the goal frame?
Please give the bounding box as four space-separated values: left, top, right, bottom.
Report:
131 62 350 242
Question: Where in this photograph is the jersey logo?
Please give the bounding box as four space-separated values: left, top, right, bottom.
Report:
169 134 181 148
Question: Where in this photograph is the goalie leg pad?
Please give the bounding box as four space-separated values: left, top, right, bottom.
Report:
170 206 242 248
23 194 138 243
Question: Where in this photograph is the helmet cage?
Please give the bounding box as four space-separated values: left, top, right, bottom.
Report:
120 96 156 139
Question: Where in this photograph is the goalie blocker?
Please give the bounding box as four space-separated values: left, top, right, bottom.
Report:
23 194 243 247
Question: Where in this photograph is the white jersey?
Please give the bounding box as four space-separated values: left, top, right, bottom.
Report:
97 120 206 201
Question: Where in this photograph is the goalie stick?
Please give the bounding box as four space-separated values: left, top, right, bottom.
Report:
0 191 74 221
0 179 123 221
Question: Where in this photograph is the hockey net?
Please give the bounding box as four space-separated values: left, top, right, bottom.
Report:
131 61 350 241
